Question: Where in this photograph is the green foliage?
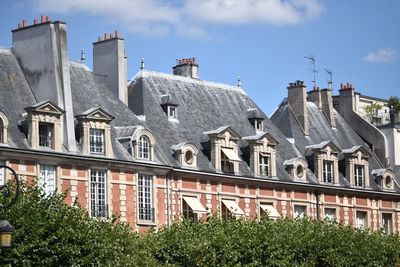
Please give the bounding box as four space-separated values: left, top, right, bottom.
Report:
388 96 400 112
364 103 382 115
1 184 400 266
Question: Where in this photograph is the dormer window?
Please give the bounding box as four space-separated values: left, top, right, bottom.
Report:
323 160 334 183
25 100 64 151
139 135 150 160
90 129 104 154
284 157 308 180
76 107 114 157
168 106 177 120
242 132 278 177
172 142 198 168
39 123 54 148
255 120 263 132
160 94 178 122
342 146 371 187
305 141 340 184
0 112 9 144
372 169 395 190
203 126 241 174
0 119 4 143
247 108 266 134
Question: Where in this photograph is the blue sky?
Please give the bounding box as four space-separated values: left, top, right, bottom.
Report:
1 0 399 115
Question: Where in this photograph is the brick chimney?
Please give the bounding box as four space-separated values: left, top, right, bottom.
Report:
307 87 322 109
12 16 77 152
93 30 128 105
320 89 336 127
287 80 309 135
173 58 199 79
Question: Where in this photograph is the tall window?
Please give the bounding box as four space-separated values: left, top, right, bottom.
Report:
323 160 333 183
0 162 4 185
138 135 150 160
259 153 271 176
382 213 393 234
355 164 364 187
39 123 53 148
138 174 153 221
254 119 263 132
39 165 56 196
294 205 307 218
221 153 233 173
90 129 104 154
0 119 3 143
167 106 177 120
182 200 197 223
324 208 336 220
356 211 367 229
90 170 107 218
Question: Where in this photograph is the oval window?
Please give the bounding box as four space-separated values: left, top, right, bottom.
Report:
184 150 194 164
385 176 392 188
296 165 304 178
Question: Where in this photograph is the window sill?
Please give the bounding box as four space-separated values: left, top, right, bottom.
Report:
137 221 157 227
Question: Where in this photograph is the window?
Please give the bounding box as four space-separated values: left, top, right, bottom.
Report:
254 119 263 132
384 176 392 188
138 174 153 222
355 164 364 187
293 205 306 218
0 163 4 185
382 213 393 234
39 165 56 196
90 129 104 154
356 211 367 229
259 153 271 176
323 160 333 183
167 106 177 120
39 123 53 148
324 208 336 220
184 150 194 164
221 199 245 220
221 152 234 173
182 196 207 223
90 170 107 218
260 203 280 219
0 119 3 143
138 135 150 160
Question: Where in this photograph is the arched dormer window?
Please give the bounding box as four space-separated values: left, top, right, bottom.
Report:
132 129 155 161
172 142 199 168
0 111 9 144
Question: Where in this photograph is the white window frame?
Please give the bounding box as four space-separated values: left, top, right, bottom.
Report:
355 164 365 187
355 210 368 229
0 119 3 143
138 135 150 160
138 174 153 222
324 207 337 220
167 106 177 120
293 205 307 218
323 160 333 183
39 123 54 148
259 153 271 177
39 165 56 196
90 169 107 218
89 129 105 154
254 119 263 132
0 162 4 185
382 213 393 234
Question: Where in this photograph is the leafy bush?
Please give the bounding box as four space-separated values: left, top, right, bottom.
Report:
1 184 399 266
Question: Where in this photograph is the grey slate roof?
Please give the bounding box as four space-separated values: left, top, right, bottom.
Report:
270 100 395 191
129 70 299 180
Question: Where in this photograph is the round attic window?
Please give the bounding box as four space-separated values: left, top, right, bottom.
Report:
385 176 392 188
184 150 194 164
296 165 304 178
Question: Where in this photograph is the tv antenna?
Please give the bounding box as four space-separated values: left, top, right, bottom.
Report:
324 69 333 89
304 55 317 89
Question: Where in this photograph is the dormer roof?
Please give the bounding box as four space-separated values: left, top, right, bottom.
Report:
203 125 240 140
75 107 114 121
305 140 341 154
242 131 279 146
25 100 64 115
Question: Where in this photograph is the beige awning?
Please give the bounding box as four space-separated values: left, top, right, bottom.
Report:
260 204 280 218
222 199 245 215
221 148 241 162
183 196 207 213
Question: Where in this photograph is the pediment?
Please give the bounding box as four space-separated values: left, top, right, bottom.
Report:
203 126 241 140
306 140 341 154
76 107 114 121
342 146 371 158
242 132 279 146
25 100 64 115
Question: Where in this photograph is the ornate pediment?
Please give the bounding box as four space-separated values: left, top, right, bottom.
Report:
242 132 278 146
203 125 241 140
76 107 114 121
25 100 64 116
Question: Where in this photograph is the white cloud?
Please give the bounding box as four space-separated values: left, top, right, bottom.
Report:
364 48 399 63
30 0 324 37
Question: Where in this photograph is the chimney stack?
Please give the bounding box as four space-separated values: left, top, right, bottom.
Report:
320 89 336 127
287 80 309 135
12 16 77 152
307 86 322 109
173 58 199 79
93 31 128 105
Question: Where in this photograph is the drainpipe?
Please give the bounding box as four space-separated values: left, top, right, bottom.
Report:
315 190 321 220
166 171 171 227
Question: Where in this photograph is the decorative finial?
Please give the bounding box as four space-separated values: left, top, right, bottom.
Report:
237 76 242 87
80 49 85 62
140 58 145 70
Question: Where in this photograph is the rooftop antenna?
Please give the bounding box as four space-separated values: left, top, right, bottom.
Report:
304 55 317 89
80 49 85 62
324 69 333 89
237 76 242 87
140 58 145 70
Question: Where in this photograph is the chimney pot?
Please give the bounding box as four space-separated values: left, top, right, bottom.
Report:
115 30 119 37
104 33 109 40
18 24 22 29
23 19 27 27
98 37 102 42
34 19 38 25
41 15 45 23
46 16 50 22
110 34 114 38
346 82 350 88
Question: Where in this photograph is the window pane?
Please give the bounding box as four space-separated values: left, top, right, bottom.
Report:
39 165 56 196
90 170 107 218
323 160 333 183
259 153 271 176
138 174 153 221
139 136 150 160
39 123 53 147
294 205 306 218
355 165 364 187
0 119 3 143
324 208 336 220
0 163 4 185
90 129 104 154
356 211 367 229
382 213 393 234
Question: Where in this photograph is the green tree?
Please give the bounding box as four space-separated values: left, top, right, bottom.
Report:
388 96 400 113
364 103 382 115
